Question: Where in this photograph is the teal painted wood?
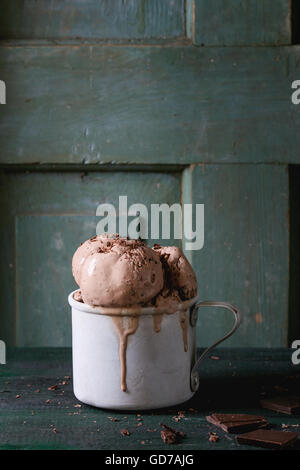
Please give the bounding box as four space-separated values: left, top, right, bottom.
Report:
0 347 299 450
182 164 289 347
0 170 181 347
192 0 291 46
0 0 185 41
1 45 300 165
186 0 194 39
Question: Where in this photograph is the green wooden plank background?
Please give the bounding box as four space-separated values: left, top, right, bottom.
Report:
183 164 289 347
192 0 291 46
0 165 291 347
0 0 185 41
0 2 297 349
0 170 181 347
0 45 299 165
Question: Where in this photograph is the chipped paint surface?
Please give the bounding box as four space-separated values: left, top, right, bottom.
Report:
0 170 181 346
255 313 263 324
0 0 185 40
0 1 293 350
1 46 300 164
193 0 291 46
187 164 289 348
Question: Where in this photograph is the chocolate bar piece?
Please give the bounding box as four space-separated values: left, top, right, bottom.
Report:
236 429 298 449
260 396 300 415
206 413 269 434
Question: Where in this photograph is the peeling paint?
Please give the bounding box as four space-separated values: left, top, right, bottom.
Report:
255 312 263 324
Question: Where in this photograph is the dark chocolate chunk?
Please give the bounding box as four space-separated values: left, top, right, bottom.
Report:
206 413 269 434
209 432 220 442
236 429 298 449
160 423 185 444
260 396 300 415
161 429 177 444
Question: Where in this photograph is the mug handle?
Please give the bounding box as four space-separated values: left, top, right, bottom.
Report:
190 301 241 392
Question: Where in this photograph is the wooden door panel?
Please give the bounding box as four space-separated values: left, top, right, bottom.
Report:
182 164 289 347
191 0 291 46
1 45 300 165
0 169 181 346
0 0 185 41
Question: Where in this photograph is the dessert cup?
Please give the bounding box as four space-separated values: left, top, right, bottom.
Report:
68 290 240 410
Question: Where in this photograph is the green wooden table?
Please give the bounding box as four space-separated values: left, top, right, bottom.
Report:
0 348 299 450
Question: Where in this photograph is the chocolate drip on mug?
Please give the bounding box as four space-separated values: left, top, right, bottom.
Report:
179 310 188 352
153 310 188 352
111 315 140 392
153 313 163 333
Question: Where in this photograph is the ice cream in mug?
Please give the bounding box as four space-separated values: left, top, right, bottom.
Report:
71 233 198 392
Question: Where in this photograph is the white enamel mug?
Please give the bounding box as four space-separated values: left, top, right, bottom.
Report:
68 290 240 410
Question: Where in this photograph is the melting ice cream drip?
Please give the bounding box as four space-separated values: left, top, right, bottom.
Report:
153 313 163 333
179 311 188 352
112 310 189 393
111 315 140 392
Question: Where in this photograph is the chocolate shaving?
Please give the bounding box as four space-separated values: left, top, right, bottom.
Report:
48 384 58 391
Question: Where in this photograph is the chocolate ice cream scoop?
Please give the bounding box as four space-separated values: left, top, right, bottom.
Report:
71 235 199 393
153 245 198 300
152 287 182 314
72 234 110 285
72 234 164 307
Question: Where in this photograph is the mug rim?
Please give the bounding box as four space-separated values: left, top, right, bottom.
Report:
68 289 199 316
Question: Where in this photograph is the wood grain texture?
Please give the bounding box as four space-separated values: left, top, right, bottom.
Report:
0 45 299 165
0 347 299 450
0 0 185 41
0 170 181 346
192 0 291 46
183 164 289 347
